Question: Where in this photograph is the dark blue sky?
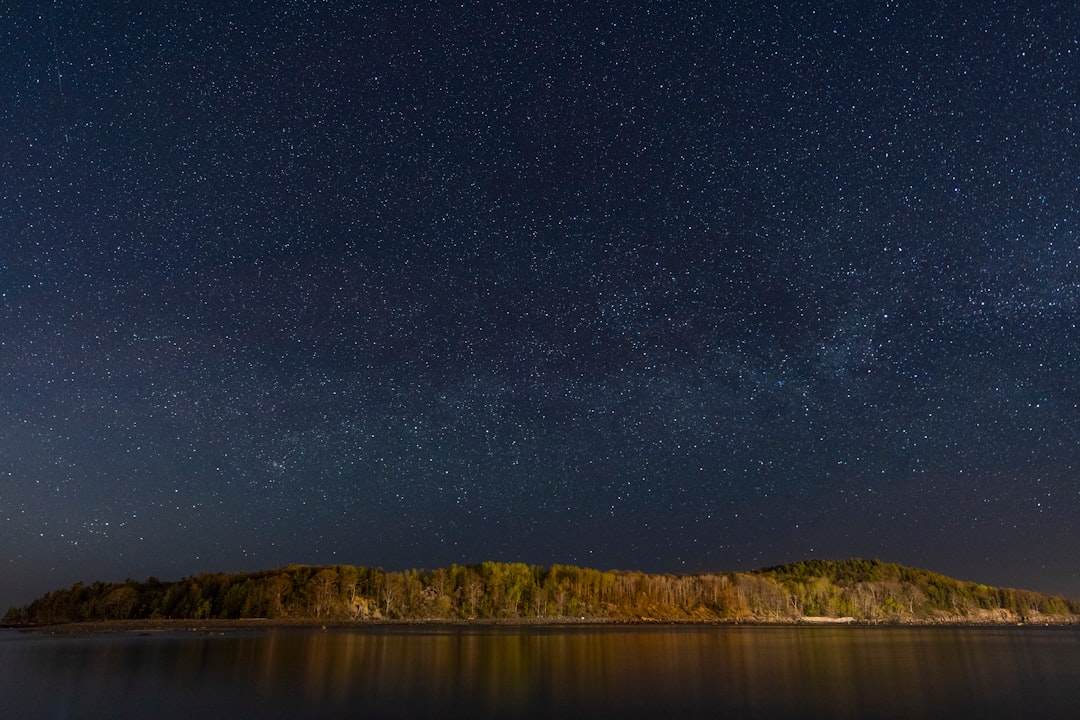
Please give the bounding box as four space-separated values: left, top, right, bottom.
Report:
3 0 1078 611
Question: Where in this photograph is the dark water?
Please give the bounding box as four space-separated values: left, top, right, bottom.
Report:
3 625 1080 719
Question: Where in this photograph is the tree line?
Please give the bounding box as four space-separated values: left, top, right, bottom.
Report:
6 558 1078 625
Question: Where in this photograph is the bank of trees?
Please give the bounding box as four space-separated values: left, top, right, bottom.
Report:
6 559 1078 625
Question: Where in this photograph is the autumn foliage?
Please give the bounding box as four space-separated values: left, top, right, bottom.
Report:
6 559 1078 626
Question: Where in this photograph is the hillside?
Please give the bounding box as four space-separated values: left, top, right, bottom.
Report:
6 559 1079 626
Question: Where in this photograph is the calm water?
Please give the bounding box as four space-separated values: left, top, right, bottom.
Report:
3 625 1080 719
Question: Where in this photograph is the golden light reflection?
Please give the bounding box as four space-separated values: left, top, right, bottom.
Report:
5 626 1078 718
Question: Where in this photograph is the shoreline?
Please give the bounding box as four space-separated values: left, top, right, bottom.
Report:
7 614 1080 636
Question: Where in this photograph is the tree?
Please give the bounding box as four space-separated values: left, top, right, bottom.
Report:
379 572 400 618
103 587 138 620
309 568 339 619
463 570 484 618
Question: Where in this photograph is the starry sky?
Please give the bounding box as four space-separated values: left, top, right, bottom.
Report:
3 0 1079 611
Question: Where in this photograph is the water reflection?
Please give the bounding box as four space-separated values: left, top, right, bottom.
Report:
2 626 1079 719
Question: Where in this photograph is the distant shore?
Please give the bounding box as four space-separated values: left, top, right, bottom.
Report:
4 618 333 635
7 613 1080 636
10 560 1078 631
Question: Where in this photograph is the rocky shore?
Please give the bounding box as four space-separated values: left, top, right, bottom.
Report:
8 611 1079 636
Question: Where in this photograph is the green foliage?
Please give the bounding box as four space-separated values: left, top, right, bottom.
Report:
8 559 1078 626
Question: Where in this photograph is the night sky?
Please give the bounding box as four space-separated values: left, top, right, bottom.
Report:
3 1 1079 612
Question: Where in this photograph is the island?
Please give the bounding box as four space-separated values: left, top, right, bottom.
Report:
6 559 1079 631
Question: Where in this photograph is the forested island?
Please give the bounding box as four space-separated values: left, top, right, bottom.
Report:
6 559 1079 628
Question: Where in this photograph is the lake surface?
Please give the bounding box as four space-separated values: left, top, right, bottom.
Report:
3 625 1079 719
